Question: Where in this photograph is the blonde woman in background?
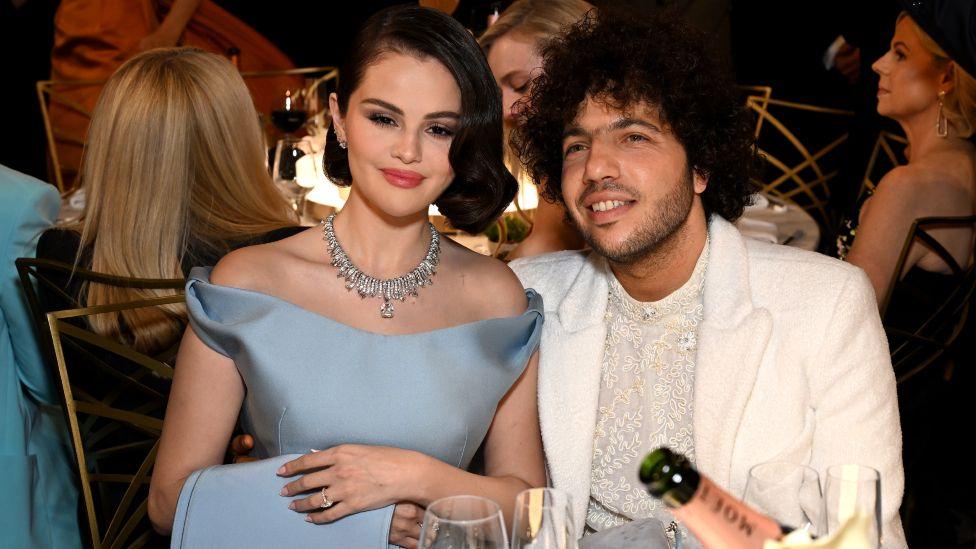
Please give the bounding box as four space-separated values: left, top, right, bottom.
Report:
37 47 300 354
480 0 593 260
843 11 976 330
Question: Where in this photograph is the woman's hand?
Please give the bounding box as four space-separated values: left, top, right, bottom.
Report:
389 503 424 548
278 444 427 523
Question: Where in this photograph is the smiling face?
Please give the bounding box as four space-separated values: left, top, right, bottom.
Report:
330 52 461 219
560 96 707 264
486 31 543 126
872 16 949 121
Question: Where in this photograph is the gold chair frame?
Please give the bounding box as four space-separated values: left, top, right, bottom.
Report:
47 294 183 548
37 66 339 193
16 257 185 375
741 85 855 229
37 79 103 193
882 215 976 384
859 130 908 201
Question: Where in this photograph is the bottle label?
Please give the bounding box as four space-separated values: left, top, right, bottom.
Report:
672 476 783 549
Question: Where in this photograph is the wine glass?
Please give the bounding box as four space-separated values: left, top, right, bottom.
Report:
510 488 577 549
271 89 308 138
420 495 508 549
272 137 315 216
824 464 881 548
742 462 825 537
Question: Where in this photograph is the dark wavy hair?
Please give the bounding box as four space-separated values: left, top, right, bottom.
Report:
512 9 758 222
324 5 517 234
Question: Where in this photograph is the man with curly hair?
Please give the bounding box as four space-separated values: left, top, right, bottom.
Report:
509 9 906 547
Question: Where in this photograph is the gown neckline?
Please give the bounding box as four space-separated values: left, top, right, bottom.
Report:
188 267 541 339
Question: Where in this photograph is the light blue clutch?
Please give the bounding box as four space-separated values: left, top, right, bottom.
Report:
171 454 396 548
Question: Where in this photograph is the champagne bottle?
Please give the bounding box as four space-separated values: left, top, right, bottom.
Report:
639 448 789 549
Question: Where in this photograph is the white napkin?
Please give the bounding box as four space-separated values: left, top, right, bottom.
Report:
735 217 779 243
744 192 769 212
67 187 86 209
764 513 874 549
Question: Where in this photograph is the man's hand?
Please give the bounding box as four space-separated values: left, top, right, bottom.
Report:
389 503 424 548
229 434 255 463
835 42 861 85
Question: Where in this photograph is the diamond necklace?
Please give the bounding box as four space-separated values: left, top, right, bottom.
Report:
321 213 440 319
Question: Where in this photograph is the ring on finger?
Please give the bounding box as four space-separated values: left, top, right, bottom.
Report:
320 487 335 509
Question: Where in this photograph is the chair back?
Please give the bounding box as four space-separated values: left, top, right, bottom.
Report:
46 294 183 548
16 257 185 373
882 216 976 383
37 79 101 192
742 86 855 231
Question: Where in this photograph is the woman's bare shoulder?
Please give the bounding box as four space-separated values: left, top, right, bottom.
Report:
876 159 973 205
210 228 322 293
441 238 528 318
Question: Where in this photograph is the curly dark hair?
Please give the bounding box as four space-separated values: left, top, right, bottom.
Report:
324 6 517 234
511 9 758 222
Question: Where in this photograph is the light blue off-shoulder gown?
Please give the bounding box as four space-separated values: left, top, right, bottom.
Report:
170 267 544 548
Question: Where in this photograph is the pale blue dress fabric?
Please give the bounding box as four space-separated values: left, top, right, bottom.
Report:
170 267 544 548
0 165 81 548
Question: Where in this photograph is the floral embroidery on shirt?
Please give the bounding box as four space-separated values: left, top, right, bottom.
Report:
586 239 709 546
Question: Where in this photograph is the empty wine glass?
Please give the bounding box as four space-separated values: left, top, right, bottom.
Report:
742 462 825 537
510 488 577 549
272 137 314 216
824 464 881 548
420 495 508 549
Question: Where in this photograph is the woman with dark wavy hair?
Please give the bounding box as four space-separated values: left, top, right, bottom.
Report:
149 6 544 547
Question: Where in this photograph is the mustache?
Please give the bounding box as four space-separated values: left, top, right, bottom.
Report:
576 180 640 208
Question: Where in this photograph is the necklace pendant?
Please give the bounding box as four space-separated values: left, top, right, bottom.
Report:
323 213 438 322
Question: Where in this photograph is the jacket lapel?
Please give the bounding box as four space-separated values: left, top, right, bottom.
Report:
538 253 609 529
693 217 773 488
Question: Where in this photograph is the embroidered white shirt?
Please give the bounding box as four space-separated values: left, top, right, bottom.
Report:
586 240 709 545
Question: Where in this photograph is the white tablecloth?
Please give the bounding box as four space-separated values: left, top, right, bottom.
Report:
736 194 820 251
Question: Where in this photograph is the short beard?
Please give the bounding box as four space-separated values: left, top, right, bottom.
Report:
572 167 695 265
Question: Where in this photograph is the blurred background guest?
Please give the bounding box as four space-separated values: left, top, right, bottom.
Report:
480 0 592 259
842 6 976 546
844 11 975 326
48 0 299 189
0 164 80 548
37 48 300 354
731 0 902 231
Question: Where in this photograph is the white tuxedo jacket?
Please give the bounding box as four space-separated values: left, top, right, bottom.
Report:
511 216 907 547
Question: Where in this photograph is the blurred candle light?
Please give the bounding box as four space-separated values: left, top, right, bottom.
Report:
303 151 343 208
504 170 539 213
